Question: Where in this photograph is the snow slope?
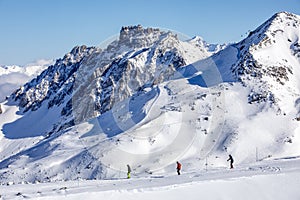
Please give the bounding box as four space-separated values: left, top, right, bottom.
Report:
0 157 300 199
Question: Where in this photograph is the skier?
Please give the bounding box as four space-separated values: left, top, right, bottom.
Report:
127 164 131 179
176 161 182 175
227 154 234 169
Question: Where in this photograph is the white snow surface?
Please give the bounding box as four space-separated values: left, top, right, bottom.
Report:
0 158 300 199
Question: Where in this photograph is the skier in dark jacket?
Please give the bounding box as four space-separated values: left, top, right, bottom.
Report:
227 154 234 169
176 161 182 175
127 164 131 179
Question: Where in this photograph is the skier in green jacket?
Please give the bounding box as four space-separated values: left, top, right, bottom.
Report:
127 164 131 179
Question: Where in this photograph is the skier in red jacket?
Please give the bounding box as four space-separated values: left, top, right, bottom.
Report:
176 161 182 175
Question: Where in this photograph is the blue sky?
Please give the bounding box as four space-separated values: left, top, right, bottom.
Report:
0 0 299 66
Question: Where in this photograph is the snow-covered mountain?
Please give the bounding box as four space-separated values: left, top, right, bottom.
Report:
232 12 300 112
5 25 216 135
0 12 300 184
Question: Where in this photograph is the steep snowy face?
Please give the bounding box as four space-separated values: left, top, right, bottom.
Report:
232 12 300 113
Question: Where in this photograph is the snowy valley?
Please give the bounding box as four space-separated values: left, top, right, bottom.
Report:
0 12 300 199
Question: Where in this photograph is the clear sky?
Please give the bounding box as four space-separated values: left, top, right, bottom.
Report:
0 0 299 66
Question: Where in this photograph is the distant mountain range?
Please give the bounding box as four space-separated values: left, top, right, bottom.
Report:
0 12 300 184
0 60 53 102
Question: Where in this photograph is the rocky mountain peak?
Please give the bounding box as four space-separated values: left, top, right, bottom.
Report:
119 25 161 40
239 12 300 49
118 25 173 49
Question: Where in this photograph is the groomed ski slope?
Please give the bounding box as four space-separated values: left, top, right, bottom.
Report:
1 157 299 200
